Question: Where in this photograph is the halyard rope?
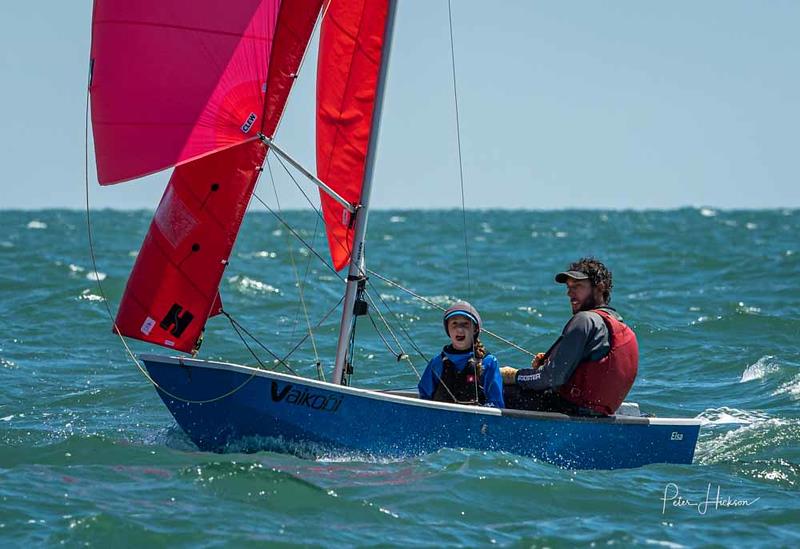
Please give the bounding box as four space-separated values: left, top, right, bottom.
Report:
447 0 472 300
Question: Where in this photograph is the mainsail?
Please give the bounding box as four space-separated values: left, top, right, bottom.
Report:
315 0 390 271
90 0 322 352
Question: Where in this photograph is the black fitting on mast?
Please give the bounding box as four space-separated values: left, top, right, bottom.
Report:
353 277 368 316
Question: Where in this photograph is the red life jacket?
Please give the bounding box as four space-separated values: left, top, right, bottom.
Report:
557 308 638 415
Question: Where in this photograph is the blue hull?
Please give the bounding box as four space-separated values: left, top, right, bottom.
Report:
141 354 700 469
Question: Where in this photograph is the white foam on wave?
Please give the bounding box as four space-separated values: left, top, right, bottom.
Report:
695 406 771 427
79 289 104 302
773 373 800 400
420 294 458 307
240 250 277 259
736 301 761 315
254 250 277 258
740 355 779 383
695 415 798 465
644 540 686 549
699 207 717 217
26 220 47 229
228 275 280 295
85 271 106 281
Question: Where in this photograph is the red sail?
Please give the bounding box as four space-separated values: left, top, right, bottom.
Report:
316 0 389 271
90 0 321 184
113 141 266 352
92 0 322 352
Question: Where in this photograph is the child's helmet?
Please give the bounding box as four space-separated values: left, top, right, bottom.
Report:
443 301 482 336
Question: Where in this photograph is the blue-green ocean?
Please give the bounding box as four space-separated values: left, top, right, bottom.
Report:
1 208 798 546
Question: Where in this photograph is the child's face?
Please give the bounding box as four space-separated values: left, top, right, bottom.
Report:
447 317 475 351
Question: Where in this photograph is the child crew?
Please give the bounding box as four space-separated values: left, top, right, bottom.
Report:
418 302 505 408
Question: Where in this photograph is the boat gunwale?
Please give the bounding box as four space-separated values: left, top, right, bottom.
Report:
140 353 701 427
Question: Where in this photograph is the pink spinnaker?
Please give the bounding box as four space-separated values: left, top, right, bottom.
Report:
90 0 321 352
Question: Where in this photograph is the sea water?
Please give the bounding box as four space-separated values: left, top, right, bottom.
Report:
1 208 798 546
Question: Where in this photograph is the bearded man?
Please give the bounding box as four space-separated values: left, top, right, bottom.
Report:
505 257 638 416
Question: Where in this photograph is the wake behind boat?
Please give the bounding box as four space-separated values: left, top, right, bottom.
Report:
88 0 700 469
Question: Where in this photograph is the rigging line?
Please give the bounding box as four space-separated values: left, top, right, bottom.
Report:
362 291 408 360
365 310 400 358
254 157 370 287
301 213 326 381
266 156 321 368
367 268 536 357
447 0 472 299
277 294 345 365
302 213 327 381
84 87 259 405
226 313 268 369
270 146 354 262
221 310 299 375
364 292 422 379
365 278 429 362
270 138 323 215
250 191 343 281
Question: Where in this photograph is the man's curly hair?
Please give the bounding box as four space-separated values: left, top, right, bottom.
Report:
568 257 613 303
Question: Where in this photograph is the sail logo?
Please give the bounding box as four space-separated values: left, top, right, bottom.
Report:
159 303 194 338
241 112 258 134
270 382 342 413
140 316 156 335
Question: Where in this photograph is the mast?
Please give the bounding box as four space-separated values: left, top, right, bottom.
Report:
331 0 398 385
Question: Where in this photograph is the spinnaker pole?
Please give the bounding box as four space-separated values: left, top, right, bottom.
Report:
331 0 398 385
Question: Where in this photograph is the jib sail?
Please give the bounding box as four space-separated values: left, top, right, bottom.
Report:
315 0 389 271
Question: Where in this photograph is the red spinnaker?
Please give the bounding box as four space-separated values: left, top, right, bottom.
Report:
91 0 322 352
316 0 389 271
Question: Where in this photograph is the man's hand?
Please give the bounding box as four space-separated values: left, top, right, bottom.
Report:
531 352 546 368
499 366 518 385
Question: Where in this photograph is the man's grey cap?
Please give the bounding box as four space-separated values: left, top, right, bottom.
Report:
555 270 589 283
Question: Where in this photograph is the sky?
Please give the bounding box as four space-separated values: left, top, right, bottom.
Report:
1 0 798 211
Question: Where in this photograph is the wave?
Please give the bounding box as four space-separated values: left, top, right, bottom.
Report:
695 407 771 426
739 356 780 383
772 373 800 400
227 275 281 295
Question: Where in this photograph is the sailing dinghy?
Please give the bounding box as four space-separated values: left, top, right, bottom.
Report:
89 0 700 469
